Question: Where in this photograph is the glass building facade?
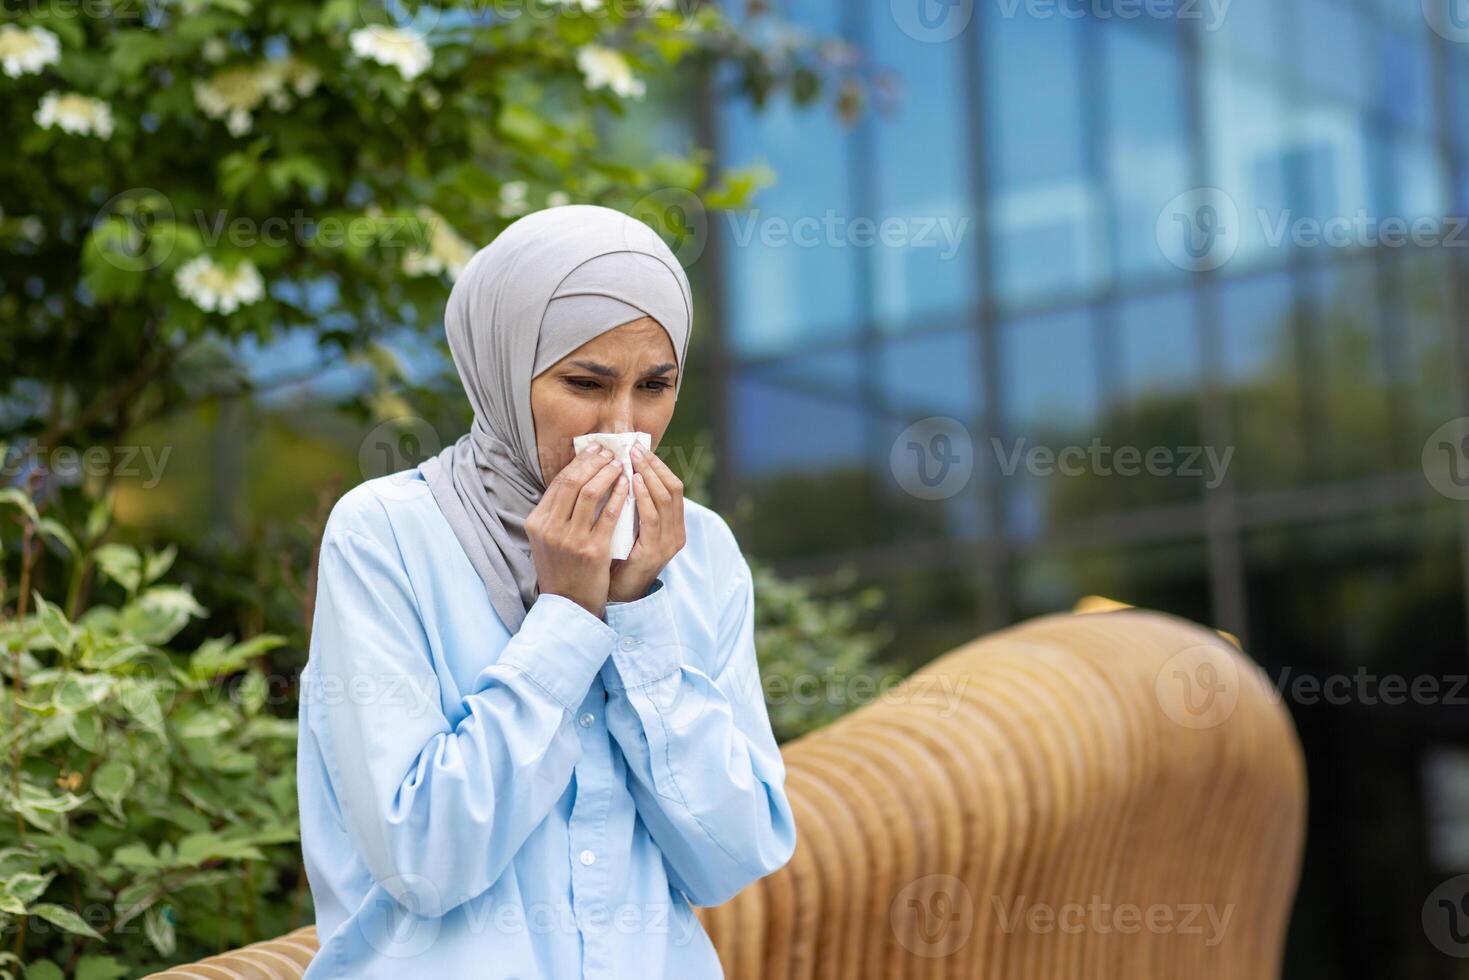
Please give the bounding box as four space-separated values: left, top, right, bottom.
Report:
707 0 1469 975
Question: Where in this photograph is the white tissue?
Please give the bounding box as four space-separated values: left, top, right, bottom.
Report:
572 431 652 560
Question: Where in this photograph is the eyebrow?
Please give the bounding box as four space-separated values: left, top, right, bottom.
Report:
567 360 677 380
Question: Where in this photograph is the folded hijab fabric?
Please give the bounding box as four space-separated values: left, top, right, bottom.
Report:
419 204 693 633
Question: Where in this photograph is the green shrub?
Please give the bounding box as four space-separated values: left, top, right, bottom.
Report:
0 485 299 978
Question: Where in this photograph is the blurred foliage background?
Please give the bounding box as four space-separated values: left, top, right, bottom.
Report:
0 0 892 974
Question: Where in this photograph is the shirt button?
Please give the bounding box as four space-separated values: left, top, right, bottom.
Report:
578 712 595 727
579 849 596 866
620 637 641 650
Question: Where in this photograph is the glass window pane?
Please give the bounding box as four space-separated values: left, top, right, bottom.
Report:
1455 50 1469 155
1311 259 1393 479
718 82 859 356
1294 0 1371 106
997 309 1100 540
1287 100 1374 231
982 8 1103 305
866 7 979 331
728 349 876 559
1389 253 1458 438
1387 133 1449 223
1202 57 1293 270
1219 271 1304 491
1373 25 1433 133
1103 23 1192 283
873 327 985 544
877 325 982 423
730 350 866 478
1080 292 1206 513
1196 0 1284 70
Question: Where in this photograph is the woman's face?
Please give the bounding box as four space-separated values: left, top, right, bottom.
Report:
530 316 679 485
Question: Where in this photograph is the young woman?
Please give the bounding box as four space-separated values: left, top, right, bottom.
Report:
295 205 796 978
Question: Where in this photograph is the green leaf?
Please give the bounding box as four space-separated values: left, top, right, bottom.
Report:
31 594 74 657
111 843 159 872
121 586 206 644
92 544 142 594
1 871 54 907
29 902 104 940
497 103 546 143
143 905 176 958
76 955 129 980
189 633 286 681
176 832 265 867
142 545 176 585
24 961 64 980
91 761 135 814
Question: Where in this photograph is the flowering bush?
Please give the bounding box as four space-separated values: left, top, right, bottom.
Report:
0 484 299 977
0 0 862 456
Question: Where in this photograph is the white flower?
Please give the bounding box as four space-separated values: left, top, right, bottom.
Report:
174 255 265 314
34 92 114 138
349 26 432 82
0 25 60 78
193 56 320 136
498 181 529 217
202 38 229 64
402 207 474 281
576 45 645 99
546 191 571 208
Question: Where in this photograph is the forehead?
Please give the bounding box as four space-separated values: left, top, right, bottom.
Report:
562 317 676 364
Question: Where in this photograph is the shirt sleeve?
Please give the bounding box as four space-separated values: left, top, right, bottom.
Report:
598 555 798 908
305 516 618 917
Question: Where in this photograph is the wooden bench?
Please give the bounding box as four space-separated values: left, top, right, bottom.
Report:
147 605 1305 978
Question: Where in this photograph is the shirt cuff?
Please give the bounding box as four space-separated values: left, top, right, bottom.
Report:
496 592 618 713
601 578 683 692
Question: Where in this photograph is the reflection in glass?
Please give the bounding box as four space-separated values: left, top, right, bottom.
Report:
865 4 978 331
1103 22 1191 283
1309 259 1391 480
1203 57 1292 268
718 88 859 357
997 309 1099 540
982 7 1103 304
1218 271 1303 491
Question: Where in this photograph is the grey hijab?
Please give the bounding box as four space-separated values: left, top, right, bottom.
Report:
420 204 693 633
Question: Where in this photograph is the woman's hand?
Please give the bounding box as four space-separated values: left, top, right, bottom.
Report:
527 444 629 619
608 443 686 603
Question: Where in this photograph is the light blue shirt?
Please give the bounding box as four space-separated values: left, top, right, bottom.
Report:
296 468 797 979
